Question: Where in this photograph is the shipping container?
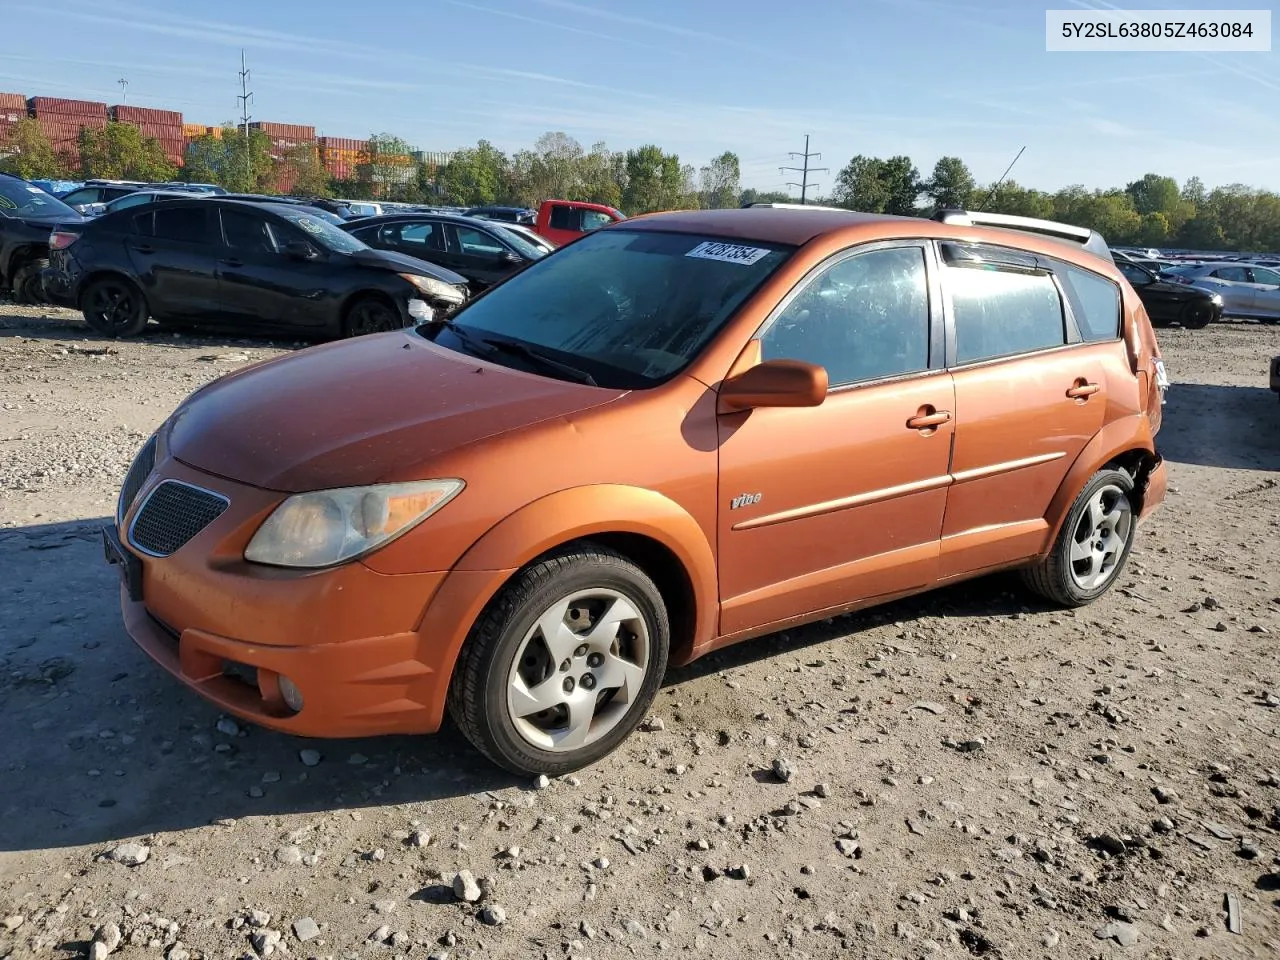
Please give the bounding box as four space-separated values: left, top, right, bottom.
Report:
0 107 23 124
111 104 182 125
250 121 316 140
0 92 25 111
29 96 109 118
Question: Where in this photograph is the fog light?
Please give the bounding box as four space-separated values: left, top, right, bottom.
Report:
278 675 304 712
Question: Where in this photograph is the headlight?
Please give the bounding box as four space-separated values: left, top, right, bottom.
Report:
244 479 464 568
398 273 466 304
1209 293 1223 305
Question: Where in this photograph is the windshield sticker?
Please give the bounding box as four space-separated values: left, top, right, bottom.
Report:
685 241 771 266
294 217 325 235
0 196 15 209
27 186 44 193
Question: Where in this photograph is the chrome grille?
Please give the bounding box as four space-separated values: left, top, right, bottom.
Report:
117 434 157 523
128 480 229 557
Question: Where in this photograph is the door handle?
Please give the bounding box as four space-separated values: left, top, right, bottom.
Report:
133 245 154 254
219 258 243 267
1066 380 1100 399
906 407 952 430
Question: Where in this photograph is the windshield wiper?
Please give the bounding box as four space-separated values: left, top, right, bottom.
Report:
480 336 598 386
423 317 498 360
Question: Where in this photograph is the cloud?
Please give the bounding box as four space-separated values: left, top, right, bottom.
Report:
441 0 677 52
528 0 775 54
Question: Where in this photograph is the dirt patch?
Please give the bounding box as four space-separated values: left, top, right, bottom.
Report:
1 305 1278 959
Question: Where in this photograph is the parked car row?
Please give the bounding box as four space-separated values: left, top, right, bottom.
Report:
1112 246 1280 324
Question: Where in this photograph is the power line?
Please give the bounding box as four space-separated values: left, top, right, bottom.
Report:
780 134 828 204
237 49 254 183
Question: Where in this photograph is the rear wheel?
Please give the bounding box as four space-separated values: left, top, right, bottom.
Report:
12 258 49 305
81 276 148 337
342 296 402 337
1021 469 1136 607
1180 300 1216 329
447 545 670 776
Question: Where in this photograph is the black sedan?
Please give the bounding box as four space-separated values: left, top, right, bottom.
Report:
341 213 547 293
43 198 471 339
1115 260 1222 329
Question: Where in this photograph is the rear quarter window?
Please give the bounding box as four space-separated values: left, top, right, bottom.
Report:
1057 264 1122 342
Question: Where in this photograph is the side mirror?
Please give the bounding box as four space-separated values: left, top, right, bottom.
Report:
718 359 828 413
283 240 319 261
503 250 523 264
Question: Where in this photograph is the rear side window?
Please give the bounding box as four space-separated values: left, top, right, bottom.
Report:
153 206 214 244
948 265 1065 364
1057 265 1121 342
548 205 580 231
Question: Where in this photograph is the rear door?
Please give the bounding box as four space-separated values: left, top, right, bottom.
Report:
1202 265 1255 315
1246 266 1280 318
129 205 222 320
938 242 1115 579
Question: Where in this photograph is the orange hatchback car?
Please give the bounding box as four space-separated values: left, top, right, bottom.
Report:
106 206 1169 775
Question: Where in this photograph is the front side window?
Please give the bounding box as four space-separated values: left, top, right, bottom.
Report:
582 210 614 232
948 264 1066 364
1058 264 1122 342
760 246 930 387
548 205 580 231
1250 267 1280 285
221 208 275 253
1212 266 1249 282
454 226 504 257
425 229 795 388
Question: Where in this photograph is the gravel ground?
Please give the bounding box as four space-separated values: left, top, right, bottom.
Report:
1 304 1278 960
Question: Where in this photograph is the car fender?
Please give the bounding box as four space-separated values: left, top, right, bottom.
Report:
1041 414 1156 550
412 485 719 731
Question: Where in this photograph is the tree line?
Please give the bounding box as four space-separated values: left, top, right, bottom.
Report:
2 116 1277 251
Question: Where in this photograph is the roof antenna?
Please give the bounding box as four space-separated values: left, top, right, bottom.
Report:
974 145 1025 212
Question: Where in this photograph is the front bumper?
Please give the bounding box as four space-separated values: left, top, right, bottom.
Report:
107 455 461 738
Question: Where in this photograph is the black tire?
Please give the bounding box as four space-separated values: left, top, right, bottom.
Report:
342 296 403 337
1180 300 1216 329
1021 468 1137 607
12 258 49 305
447 544 670 776
81 276 148 338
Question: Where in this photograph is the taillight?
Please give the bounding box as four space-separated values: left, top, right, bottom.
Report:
49 230 79 250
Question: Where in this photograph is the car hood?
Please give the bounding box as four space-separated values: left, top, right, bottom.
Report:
349 246 467 285
167 331 624 492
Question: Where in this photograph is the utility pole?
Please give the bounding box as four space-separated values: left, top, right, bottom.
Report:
780 134 828 204
236 49 254 185
117 78 128 102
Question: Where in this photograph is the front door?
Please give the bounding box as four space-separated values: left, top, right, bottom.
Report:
937 242 1111 577
1246 266 1280 319
215 207 330 331
446 223 513 290
716 241 954 636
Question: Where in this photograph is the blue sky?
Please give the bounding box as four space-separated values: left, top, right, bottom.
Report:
3 0 1277 194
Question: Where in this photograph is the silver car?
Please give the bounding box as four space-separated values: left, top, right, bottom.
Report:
1174 262 1280 320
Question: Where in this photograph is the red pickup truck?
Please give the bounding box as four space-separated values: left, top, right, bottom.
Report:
535 200 625 246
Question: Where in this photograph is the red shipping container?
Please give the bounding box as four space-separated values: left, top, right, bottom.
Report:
29 96 108 118
111 104 182 125
0 92 25 111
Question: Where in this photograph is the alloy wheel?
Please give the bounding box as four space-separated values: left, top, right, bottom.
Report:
1068 484 1133 591
505 588 650 753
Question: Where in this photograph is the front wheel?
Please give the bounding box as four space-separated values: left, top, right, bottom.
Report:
1180 300 1216 329
447 545 670 776
1021 469 1137 607
342 296 402 337
81 276 148 337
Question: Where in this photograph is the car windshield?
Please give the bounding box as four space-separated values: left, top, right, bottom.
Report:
423 228 795 389
279 209 368 253
487 222 546 260
0 178 80 218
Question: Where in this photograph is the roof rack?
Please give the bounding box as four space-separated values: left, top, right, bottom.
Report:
742 202 850 212
932 208 1112 261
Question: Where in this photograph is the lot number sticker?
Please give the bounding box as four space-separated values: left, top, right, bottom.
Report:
685 241 771 266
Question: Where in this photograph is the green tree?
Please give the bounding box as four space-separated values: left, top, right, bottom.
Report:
1180 176 1207 208
979 180 1055 218
436 139 509 206
622 144 684 214
181 124 274 192
0 118 65 180
1125 173 1181 216
831 155 920 214
738 188 792 206
579 142 623 208
699 151 741 209
924 156 974 210
358 133 415 196
278 142 332 197
79 122 177 181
